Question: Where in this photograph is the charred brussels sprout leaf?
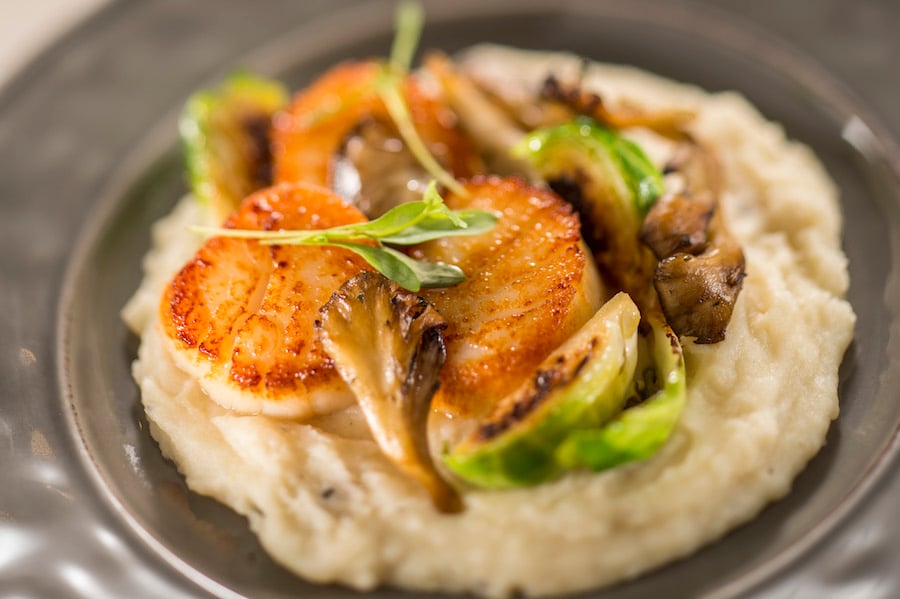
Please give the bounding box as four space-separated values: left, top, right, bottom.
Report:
180 71 288 221
444 293 641 488
514 117 664 214
556 317 686 470
317 272 462 513
513 117 664 301
451 116 689 486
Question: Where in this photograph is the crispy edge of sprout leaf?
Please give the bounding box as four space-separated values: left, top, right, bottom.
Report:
556 316 686 470
179 71 288 221
513 117 664 214
443 293 641 489
539 73 696 140
316 272 463 513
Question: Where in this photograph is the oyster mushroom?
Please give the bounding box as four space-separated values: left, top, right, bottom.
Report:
652 240 745 344
316 272 462 513
332 118 433 217
640 141 746 344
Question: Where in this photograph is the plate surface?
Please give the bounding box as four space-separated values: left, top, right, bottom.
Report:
2 0 899 597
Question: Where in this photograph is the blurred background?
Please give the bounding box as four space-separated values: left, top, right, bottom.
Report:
0 0 106 87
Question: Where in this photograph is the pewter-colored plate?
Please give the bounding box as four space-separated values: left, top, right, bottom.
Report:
2 0 898 597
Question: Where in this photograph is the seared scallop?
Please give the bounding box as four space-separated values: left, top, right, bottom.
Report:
271 60 479 214
159 182 372 419
413 176 603 419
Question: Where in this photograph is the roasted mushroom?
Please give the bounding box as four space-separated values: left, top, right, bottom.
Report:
332 118 432 217
639 192 713 258
640 141 746 343
317 272 462 513
652 240 745 344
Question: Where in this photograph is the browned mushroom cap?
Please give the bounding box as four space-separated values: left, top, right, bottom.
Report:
653 239 745 344
640 141 746 344
640 192 713 259
317 272 463 513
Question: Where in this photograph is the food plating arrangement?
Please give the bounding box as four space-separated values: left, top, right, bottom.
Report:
118 3 856 596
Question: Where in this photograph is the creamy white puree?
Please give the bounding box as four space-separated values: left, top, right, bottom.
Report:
123 46 855 597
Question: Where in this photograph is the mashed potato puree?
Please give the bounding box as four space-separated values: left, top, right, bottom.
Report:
122 47 855 597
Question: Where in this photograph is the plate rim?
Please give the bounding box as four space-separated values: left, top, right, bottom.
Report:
52 1 900 597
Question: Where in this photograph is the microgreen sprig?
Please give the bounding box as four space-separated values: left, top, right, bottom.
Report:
389 0 424 74
377 1 467 197
191 181 496 292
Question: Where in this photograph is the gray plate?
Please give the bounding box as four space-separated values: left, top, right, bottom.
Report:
2 0 899 597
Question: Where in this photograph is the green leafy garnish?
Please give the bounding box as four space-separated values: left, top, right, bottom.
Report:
389 0 424 73
376 1 467 197
191 181 496 292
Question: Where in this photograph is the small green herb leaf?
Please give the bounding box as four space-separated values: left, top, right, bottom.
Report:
326 242 423 292
377 182 497 244
307 243 465 293
381 247 467 289
300 241 466 292
421 179 466 227
381 209 497 245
